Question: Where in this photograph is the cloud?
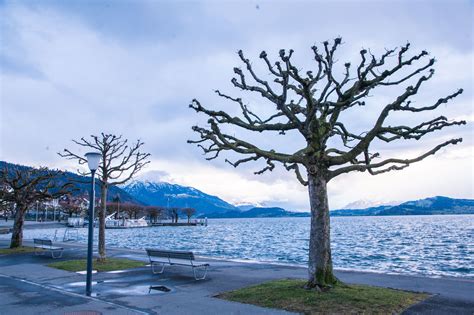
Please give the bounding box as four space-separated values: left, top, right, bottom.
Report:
0 1 472 210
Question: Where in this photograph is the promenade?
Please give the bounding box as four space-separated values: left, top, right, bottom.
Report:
0 239 473 314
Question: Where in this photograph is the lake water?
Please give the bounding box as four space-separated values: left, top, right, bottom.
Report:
4 215 473 279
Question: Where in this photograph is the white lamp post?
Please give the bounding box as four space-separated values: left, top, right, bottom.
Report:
84 151 101 297
52 199 59 222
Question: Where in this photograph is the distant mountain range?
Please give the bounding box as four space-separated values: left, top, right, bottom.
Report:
2 161 473 217
201 196 474 218
122 180 237 214
330 196 474 216
201 207 309 218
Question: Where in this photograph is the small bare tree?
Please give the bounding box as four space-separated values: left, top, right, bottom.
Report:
59 194 86 218
112 195 121 219
59 133 150 260
188 39 465 289
0 166 73 248
169 207 180 223
183 207 196 223
145 206 163 223
121 202 142 219
0 200 15 221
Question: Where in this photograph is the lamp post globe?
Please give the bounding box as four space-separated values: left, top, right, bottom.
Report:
85 152 101 171
85 151 101 296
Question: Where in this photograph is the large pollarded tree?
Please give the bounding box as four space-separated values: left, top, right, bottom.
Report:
59 133 150 260
188 38 465 289
0 166 73 248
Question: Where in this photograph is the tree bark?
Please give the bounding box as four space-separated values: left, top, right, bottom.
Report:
10 205 26 248
306 168 337 289
98 183 107 261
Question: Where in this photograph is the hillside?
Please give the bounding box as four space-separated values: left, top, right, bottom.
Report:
331 196 474 216
202 196 474 218
201 207 309 218
0 161 142 204
122 180 237 215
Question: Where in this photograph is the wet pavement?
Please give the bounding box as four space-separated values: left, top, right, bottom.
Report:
1 239 473 314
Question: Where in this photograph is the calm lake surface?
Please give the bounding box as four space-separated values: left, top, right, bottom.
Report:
6 215 474 278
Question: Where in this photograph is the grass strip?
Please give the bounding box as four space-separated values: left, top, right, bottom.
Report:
0 246 39 254
48 258 146 272
217 279 428 314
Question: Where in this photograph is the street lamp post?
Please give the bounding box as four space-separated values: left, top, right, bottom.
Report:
52 199 58 222
85 152 101 297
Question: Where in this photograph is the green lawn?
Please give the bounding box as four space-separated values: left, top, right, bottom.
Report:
217 279 428 314
48 258 146 272
0 246 39 254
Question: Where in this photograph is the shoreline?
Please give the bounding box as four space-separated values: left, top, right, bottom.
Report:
10 238 474 283
0 212 473 227
1 232 472 281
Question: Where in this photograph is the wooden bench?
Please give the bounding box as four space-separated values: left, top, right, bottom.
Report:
33 238 64 259
146 249 209 280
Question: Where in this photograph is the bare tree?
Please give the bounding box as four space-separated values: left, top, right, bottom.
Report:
59 133 150 260
106 202 118 216
0 200 15 222
169 207 180 223
145 206 163 223
59 194 86 218
0 166 73 248
188 39 465 289
112 194 121 219
121 202 142 219
183 207 196 223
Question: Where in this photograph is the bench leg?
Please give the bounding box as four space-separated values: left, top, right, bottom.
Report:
51 249 63 259
34 247 41 256
151 262 166 274
193 265 208 280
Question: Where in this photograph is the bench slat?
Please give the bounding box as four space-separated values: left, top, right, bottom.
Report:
146 249 195 260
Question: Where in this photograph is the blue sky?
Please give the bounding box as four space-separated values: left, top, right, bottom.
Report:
0 0 473 210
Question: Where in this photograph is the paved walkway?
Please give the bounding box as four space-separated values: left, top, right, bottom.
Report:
1 239 473 314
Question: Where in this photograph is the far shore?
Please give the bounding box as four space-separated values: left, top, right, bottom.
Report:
1 211 474 230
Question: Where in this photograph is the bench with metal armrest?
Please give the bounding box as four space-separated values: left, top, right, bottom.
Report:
33 238 64 259
145 248 209 280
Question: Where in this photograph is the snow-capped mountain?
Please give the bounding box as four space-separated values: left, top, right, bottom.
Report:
342 199 401 209
331 196 474 216
235 202 266 211
122 180 238 215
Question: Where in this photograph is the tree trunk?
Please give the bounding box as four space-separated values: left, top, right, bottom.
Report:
98 183 107 261
306 169 337 289
10 205 26 248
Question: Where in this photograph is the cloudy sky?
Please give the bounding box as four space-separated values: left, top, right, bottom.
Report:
0 0 472 210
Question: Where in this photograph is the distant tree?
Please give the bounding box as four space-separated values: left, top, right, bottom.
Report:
183 207 196 223
169 207 180 223
121 202 142 219
59 194 85 217
106 202 117 216
188 39 465 289
112 194 121 219
145 206 163 223
0 200 15 221
0 166 73 248
59 133 150 261
35 201 46 221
